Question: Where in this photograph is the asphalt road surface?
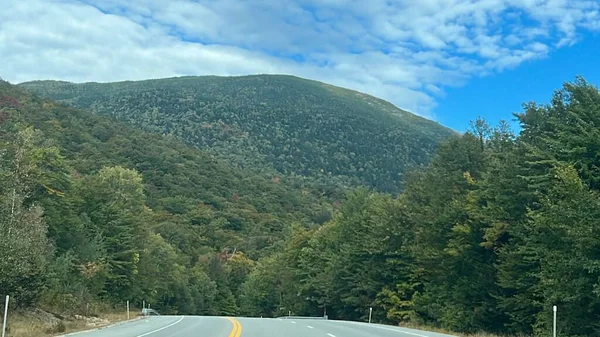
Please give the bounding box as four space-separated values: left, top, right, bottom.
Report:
61 316 457 337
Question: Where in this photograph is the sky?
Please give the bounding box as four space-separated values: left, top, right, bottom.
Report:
1 0 600 132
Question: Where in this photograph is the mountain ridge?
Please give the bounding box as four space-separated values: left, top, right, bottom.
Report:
19 74 445 124
20 74 456 193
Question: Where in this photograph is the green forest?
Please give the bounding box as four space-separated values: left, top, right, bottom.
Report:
0 79 333 317
237 77 600 337
3 76 600 337
20 75 454 193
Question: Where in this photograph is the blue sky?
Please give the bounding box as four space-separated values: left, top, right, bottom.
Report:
1 0 600 132
437 31 600 131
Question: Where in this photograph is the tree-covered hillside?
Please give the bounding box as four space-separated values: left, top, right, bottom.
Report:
237 77 600 337
20 75 454 193
0 79 331 316
11 75 600 337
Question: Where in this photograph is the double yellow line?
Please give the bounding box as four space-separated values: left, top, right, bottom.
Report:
226 317 242 337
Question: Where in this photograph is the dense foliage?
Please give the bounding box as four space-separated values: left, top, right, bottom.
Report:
5 76 600 337
237 77 600 337
0 80 331 315
19 75 454 193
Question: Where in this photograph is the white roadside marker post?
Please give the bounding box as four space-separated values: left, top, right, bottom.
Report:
553 305 557 337
2 295 9 337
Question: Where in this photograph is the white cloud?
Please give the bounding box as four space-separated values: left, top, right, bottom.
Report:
1 0 599 120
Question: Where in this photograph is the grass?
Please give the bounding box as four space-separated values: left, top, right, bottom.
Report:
3 307 139 337
5 314 83 337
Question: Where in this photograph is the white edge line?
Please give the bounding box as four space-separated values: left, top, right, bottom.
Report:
136 316 184 337
351 324 427 337
330 320 443 337
355 324 429 337
307 325 314 329
58 328 100 336
374 326 427 337
58 317 143 337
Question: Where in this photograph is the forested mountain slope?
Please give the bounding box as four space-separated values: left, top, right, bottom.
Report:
20 75 455 192
5 75 600 337
0 79 331 316
238 77 600 337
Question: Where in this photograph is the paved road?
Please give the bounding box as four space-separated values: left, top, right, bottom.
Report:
61 316 457 337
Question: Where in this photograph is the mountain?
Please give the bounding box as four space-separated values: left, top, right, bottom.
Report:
3 74 454 322
8 72 600 337
20 75 455 193
0 79 331 315
3 78 338 257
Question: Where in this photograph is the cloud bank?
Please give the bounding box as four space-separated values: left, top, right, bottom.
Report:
1 0 599 118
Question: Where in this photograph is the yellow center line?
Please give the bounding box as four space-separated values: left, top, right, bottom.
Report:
226 317 242 337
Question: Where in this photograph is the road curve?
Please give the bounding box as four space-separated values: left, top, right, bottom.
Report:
59 315 457 337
